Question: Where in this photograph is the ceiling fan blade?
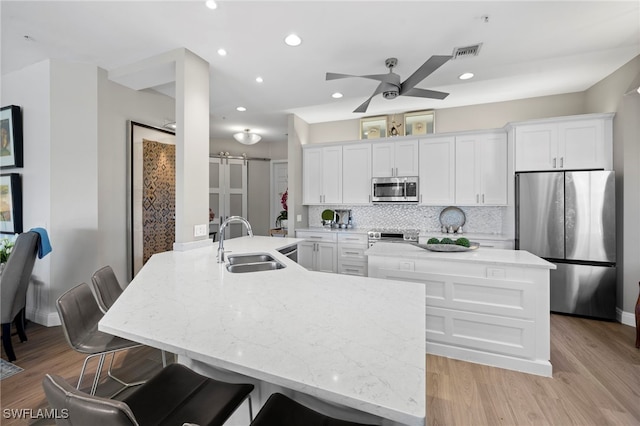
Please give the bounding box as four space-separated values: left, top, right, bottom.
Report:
353 82 385 113
402 87 450 100
326 72 357 81
400 55 452 95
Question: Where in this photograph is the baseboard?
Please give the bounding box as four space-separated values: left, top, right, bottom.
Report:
26 307 60 327
618 308 637 328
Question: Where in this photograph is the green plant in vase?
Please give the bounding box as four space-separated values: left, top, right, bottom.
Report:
276 189 288 229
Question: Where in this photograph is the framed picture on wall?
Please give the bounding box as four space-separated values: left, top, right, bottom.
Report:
360 116 388 139
1 105 24 169
0 173 23 234
404 110 435 136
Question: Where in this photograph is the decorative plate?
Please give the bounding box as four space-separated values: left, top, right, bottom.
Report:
439 206 466 229
420 242 479 252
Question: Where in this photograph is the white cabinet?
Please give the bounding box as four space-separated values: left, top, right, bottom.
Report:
372 139 419 177
342 143 372 204
337 233 368 277
303 146 343 204
513 114 613 171
455 132 507 205
296 231 337 273
419 136 455 205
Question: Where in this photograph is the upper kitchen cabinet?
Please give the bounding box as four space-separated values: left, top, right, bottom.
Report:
303 145 343 205
419 136 455 205
342 143 372 204
372 139 419 177
455 131 508 205
511 113 613 172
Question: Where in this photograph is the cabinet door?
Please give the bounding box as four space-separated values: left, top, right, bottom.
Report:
343 143 371 204
321 146 343 204
297 241 316 270
316 243 337 273
559 119 605 170
514 124 557 171
454 135 480 205
479 133 508 205
395 140 419 176
419 137 455 205
371 142 395 177
303 148 323 204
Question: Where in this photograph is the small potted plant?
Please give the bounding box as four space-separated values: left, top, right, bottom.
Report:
276 189 288 229
0 234 16 274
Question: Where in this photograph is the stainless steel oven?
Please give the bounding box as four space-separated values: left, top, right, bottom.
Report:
371 177 419 203
367 229 419 247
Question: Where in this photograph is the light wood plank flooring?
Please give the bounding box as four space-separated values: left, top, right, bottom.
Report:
1 314 639 425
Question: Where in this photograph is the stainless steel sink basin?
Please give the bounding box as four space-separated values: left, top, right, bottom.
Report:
227 253 276 265
225 253 286 273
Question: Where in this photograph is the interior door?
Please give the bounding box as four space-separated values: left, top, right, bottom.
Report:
209 157 248 240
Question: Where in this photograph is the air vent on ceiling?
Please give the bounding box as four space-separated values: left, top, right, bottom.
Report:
452 43 482 59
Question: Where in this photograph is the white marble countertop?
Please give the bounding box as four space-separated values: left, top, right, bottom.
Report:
366 242 556 269
99 236 425 426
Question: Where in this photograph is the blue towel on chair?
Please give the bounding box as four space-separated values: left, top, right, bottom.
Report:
29 227 52 259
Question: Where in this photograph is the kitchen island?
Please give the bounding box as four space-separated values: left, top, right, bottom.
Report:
99 236 425 426
367 242 556 377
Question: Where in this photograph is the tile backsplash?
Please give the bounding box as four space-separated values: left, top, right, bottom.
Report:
308 205 507 234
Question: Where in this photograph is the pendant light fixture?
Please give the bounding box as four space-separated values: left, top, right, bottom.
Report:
233 129 261 145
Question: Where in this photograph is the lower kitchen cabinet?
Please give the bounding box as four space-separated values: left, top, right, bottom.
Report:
296 231 337 273
337 233 368 276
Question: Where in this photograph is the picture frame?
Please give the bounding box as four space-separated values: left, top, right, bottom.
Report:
404 110 435 136
1 105 24 169
0 173 23 234
360 116 388 140
387 114 405 137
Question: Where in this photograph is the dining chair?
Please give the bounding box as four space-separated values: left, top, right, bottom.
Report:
56 282 145 396
90 265 167 367
250 393 376 426
1 231 39 362
43 362 255 426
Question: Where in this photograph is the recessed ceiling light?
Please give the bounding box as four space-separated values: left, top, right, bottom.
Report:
217 48 227 56
284 34 302 47
332 92 343 99
256 77 264 83
205 0 217 10
236 106 247 112
459 72 474 80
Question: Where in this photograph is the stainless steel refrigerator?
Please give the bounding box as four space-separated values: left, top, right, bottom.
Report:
516 171 616 320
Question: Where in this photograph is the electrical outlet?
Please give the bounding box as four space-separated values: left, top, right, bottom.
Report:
194 224 208 237
297 214 302 222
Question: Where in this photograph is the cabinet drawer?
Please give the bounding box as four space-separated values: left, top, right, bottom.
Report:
338 243 367 260
338 260 367 277
296 231 337 243
475 239 514 250
337 233 368 244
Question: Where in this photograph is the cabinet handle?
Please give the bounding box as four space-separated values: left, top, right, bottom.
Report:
553 157 557 168
319 195 322 203
395 167 398 176
344 269 360 274
482 194 485 203
560 157 564 168
391 167 394 176
476 194 479 203
420 194 423 203
309 236 322 239
344 251 359 255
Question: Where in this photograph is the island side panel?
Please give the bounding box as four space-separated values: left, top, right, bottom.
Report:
368 250 552 377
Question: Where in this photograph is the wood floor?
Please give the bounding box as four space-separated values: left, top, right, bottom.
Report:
1 314 639 425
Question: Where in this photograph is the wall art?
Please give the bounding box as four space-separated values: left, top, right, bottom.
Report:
0 173 23 234
1 105 24 169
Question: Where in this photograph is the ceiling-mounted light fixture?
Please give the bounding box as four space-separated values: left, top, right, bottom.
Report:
205 0 217 10
233 129 261 145
163 121 177 130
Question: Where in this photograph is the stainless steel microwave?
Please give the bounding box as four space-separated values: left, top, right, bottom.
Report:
371 177 419 203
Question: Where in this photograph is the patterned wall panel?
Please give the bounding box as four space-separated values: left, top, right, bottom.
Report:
142 140 175 264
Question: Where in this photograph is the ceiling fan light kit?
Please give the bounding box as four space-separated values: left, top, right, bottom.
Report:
233 129 261 145
326 55 453 113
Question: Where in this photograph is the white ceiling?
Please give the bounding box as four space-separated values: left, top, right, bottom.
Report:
2 1 639 143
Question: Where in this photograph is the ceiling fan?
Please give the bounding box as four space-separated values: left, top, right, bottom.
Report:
326 55 452 113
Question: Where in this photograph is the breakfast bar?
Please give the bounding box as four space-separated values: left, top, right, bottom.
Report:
99 236 426 426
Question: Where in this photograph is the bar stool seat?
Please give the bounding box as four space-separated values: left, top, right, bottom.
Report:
43 363 254 426
251 393 376 426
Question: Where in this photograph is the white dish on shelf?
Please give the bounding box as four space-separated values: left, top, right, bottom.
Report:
439 206 466 229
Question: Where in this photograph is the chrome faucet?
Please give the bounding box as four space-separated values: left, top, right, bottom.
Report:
217 216 253 263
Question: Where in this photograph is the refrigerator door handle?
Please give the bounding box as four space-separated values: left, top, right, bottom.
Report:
553 157 557 168
560 157 564 168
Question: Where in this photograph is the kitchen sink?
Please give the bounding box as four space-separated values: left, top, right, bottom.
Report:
225 253 286 273
227 253 277 265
